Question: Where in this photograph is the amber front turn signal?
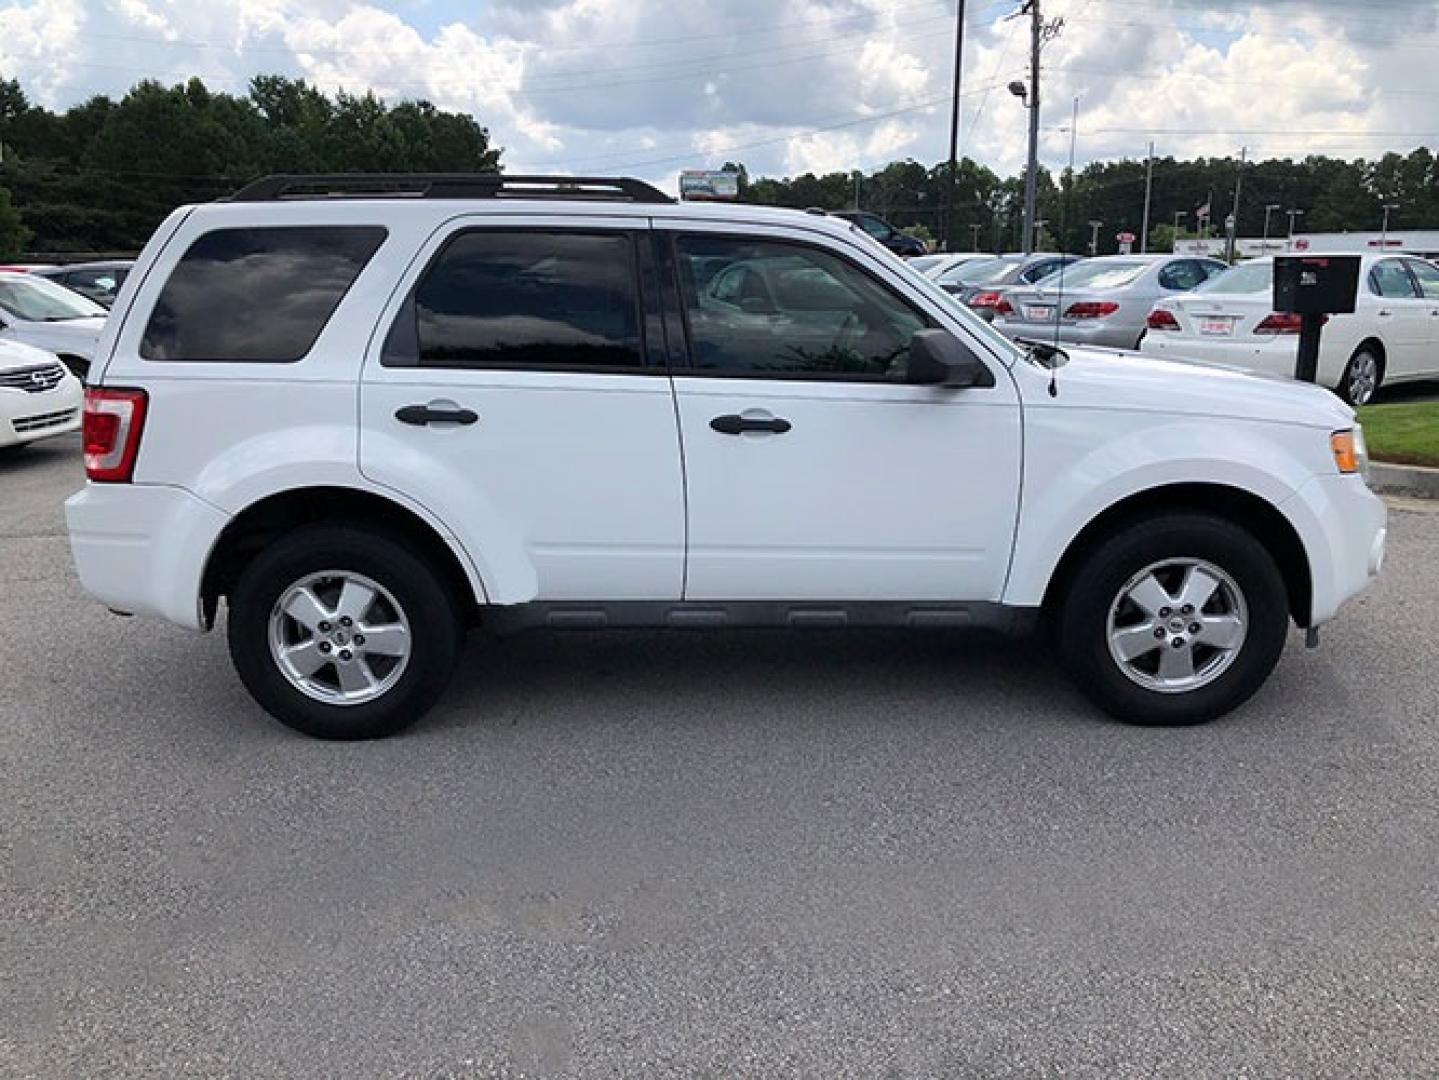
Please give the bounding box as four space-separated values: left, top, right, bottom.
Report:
1331 430 1360 474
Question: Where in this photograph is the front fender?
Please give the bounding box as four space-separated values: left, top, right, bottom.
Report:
1004 416 1321 607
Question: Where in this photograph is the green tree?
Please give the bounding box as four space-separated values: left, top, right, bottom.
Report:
0 185 29 258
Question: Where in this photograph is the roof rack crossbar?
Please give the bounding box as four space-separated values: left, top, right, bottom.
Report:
226 173 674 204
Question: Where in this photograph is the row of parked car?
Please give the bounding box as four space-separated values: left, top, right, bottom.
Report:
907 249 1439 405
0 260 132 452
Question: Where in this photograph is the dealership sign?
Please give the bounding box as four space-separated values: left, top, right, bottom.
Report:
679 170 740 201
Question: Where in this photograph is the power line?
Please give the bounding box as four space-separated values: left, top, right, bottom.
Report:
521 89 1004 173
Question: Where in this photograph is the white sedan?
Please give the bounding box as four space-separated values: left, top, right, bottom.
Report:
1140 253 1439 404
0 338 83 450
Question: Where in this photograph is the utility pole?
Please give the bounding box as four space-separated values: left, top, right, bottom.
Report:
1139 140 1154 253
1022 0 1043 256
943 0 967 253
1087 220 1103 256
1225 146 1246 262
1262 203 1280 248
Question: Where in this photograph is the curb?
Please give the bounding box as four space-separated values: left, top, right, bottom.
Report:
1369 462 1439 499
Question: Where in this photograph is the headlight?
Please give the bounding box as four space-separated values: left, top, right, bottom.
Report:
1331 428 1368 479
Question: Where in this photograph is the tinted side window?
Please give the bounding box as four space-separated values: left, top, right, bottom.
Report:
1159 260 1209 291
1405 259 1439 299
141 227 385 362
1370 260 1419 298
393 231 643 371
673 234 930 380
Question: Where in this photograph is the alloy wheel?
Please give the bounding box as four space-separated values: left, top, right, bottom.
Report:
267 570 412 705
1105 558 1249 694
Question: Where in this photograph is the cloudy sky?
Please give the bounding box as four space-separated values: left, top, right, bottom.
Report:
2 0 1436 188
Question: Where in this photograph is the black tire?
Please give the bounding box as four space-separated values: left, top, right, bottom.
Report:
227 525 464 739
1057 513 1290 726
1336 345 1383 406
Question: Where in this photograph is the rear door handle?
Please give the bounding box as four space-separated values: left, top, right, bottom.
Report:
395 404 479 426
710 414 792 435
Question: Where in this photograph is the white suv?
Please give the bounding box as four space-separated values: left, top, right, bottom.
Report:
65 174 1387 739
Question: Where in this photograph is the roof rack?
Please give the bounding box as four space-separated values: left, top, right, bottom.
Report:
225 173 674 204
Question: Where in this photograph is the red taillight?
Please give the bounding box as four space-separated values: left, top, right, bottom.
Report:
994 295 1014 315
1146 308 1181 330
83 387 148 482
1254 312 1328 335
1065 301 1120 319
968 290 1002 308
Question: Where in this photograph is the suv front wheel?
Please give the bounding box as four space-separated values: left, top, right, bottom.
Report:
227 526 463 739
1058 513 1290 725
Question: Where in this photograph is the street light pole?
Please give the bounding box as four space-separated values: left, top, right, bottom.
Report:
1139 140 1154 253
1225 146 1246 263
1381 202 1398 248
1262 203 1280 248
1087 219 1103 256
970 223 982 249
1287 208 1304 247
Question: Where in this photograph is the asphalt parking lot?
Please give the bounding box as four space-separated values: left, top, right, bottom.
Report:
3 433 1436 1078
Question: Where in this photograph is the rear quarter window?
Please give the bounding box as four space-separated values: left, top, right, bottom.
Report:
140 226 386 362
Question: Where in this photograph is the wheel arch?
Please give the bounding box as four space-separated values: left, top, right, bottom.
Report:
1039 482 1313 628
200 486 485 630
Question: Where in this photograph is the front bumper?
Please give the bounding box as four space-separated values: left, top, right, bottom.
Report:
1281 473 1387 626
0 376 83 447
66 483 231 630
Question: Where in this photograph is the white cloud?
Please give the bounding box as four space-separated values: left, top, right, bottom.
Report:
0 0 1433 189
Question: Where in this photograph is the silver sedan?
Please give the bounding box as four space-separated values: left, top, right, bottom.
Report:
993 255 1228 350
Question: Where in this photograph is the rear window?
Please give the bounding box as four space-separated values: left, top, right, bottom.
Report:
140 226 386 362
954 258 1019 285
1055 260 1148 290
1196 261 1272 295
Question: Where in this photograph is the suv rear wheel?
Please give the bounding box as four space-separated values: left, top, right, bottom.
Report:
227 526 463 739
1057 513 1290 725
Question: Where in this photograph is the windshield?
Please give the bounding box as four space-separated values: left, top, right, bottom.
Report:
0 275 106 321
1196 260 1272 295
1049 260 1148 291
954 258 1019 285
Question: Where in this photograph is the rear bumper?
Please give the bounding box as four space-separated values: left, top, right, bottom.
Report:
1281 473 1387 626
994 318 1139 349
1138 334 1306 380
65 483 230 630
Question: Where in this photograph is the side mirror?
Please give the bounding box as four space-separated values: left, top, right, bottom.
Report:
739 297 772 315
907 329 995 388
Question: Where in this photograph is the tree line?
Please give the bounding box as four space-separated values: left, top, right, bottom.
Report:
1 74 1435 258
730 147 1439 255
0 76 500 256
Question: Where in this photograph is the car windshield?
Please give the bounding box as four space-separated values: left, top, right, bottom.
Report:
0 275 106 321
954 258 1019 285
1196 261 1272 295
1051 260 1148 290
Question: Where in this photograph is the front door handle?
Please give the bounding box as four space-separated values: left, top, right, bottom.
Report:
710 414 792 435
395 404 479 426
